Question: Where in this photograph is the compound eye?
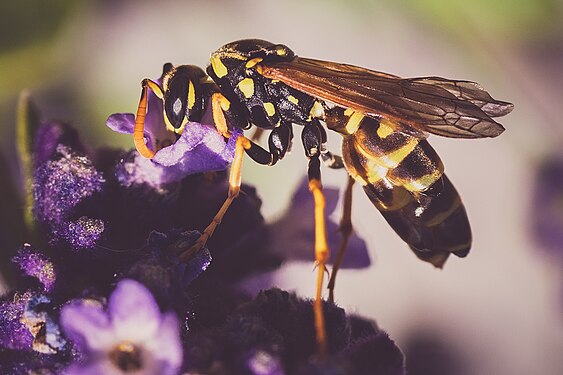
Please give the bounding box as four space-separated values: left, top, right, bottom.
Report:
164 75 188 129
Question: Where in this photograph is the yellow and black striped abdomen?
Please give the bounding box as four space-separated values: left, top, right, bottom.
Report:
341 114 471 267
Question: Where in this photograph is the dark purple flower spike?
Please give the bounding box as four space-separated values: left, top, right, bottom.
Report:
33 143 105 250
0 291 66 354
12 244 56 292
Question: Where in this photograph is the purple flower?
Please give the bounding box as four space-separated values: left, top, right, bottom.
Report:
183 288 405 374
0 291 66 354
269 177 370 268
0 292 34 350
33 144 105 249
60 279 182 375
12 244 56 292
106 73 240 183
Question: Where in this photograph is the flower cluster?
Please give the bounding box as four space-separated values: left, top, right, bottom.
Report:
0 93 404 374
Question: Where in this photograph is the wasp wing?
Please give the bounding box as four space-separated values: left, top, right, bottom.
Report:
260 57 513 139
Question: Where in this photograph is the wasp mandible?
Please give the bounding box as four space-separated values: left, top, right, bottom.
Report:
132 39 513 356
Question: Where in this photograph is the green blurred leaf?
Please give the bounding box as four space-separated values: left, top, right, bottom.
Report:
404 0 559 40
16 91 41 234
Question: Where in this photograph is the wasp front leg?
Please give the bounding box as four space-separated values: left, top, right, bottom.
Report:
174 123 292 261
134 79 164 159
176 135 248 262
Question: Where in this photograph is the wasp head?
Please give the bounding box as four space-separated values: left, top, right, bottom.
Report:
161 64 207 133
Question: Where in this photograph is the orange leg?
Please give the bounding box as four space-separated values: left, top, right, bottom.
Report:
211 92 232 138
176 136 251 262
328 175 355 303
309 175 330 358
134 79 163 159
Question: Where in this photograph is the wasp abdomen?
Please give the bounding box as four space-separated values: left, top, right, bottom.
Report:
341 114 471 267
343 113 444 194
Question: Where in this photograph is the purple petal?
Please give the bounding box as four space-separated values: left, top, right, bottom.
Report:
269 177 370 268
62 217 105 250
60 301 114 352
108 280 160 342
12 245 56 292
33 145 105 246
0 294 34 350
105 113 135 134
106 77 171 154
34 122 83 167
152 123 239 168
63 359 123 375
144 312 183 374
114 126 241 185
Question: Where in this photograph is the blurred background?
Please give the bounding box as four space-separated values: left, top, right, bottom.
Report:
1 0 562 373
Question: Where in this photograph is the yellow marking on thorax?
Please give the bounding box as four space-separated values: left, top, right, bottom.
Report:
187 80 195 110
287 95 299 105
275 46 288 56
263 102 276 117
345 112 364 134
237 78 255 98
309 101 324 119
377 120 394 139
210 57 228 78
246 57 263 68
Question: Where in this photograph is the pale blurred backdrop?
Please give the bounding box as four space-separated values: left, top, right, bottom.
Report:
1 1 562 374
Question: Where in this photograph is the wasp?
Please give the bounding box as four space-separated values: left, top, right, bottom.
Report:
132 39 513 356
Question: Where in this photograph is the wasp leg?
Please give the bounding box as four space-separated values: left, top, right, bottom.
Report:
316 122 344 169
321 152 344 169
175 130 290 261
268 121 293 162
302 121 330 358
327 175 355 303
134 79 164 159
243 122 293 166
211 92 233 138
177 136 248 262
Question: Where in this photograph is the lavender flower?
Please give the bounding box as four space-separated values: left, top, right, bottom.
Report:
183 288 405 374
12 244 56 292
0 94 405 374
60 279 182 375
106 72 240 183
0 291 66 354
33 142 105 250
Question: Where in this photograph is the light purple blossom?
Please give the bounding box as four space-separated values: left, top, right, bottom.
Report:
60 279 182 375
106 75 240 184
